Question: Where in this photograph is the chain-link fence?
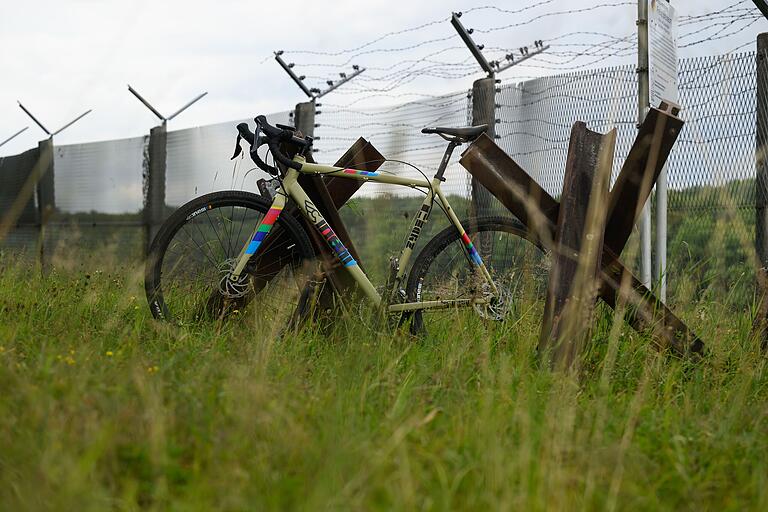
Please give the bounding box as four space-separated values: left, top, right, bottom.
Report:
0 51 763 307
44 136 147 263
165 112 292 208
313 91 472 281
316 90 471 196
0 146 41 254
491 51 759 306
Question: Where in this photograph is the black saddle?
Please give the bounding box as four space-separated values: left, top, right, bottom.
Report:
421 124 488 142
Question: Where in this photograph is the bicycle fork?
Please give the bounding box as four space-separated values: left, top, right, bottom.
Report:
229 187 288 280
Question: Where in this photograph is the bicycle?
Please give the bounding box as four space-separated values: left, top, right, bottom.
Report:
144 115 547 332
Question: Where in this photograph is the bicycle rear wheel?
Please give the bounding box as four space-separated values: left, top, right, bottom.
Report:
405 216 548 334
145 190 315 326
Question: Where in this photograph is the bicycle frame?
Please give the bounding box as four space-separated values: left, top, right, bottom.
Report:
230 154 499 314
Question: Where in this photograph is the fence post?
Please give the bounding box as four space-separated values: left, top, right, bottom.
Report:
144 124 167 253
36 138 54 271
294 100 316 138
470 77 497 218
756 33 768 345
757 34 768 273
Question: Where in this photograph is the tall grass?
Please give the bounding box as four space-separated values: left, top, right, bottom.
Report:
1 256 767 510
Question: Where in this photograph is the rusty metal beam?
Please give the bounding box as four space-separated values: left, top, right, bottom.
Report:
540 123 616 367
603 102 683 260
459 105 703 356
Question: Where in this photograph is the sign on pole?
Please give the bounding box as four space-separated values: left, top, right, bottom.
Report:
648 0 679 106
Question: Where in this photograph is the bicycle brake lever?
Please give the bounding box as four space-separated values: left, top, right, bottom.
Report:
230 134 243 160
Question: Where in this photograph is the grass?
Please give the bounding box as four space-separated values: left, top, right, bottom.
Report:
1 255 768 511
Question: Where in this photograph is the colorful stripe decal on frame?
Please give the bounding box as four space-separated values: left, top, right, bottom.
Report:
342 169 379 177
317 219 357 267
461 232 483 266
245 205 283 255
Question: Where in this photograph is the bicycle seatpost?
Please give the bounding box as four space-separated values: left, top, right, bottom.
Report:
434 141 459 182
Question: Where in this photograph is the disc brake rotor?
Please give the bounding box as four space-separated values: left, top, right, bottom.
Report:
473 274 517 321
218 259 252 299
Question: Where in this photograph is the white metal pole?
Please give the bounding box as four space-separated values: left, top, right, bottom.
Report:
655 165 668 300
655 0 674 302
638 0 652 288
654 0 673 302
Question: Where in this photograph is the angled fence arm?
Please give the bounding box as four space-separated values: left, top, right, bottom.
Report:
167 92 207 121
128 85 166 122
0 127 29 148
17 102 51 136
52 110 92 136
753 0 768 20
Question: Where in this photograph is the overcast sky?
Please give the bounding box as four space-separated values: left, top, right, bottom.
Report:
1 0 765 156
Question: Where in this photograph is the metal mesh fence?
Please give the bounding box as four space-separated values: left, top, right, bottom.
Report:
52 136 146 215
0 147 40 228
667 52 758 306
491 52 759 306
316 90 471 197
495 66 637 195
0 51 763 308
315 91 472 280
0 147 40 255
165 111 291 209
44 136 147 263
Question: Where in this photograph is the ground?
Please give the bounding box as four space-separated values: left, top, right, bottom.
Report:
1 257 767 511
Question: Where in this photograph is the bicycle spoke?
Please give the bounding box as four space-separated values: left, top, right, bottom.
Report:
411 223 547 332
181 225 220 269
204 209 229 260
151 198 311 326
218 206 234 258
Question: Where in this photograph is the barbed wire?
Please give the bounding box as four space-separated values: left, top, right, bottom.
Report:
281 0 559 57
277 0 636 71
292 3 761 99
474 1 634 34
680 16 762 48
679 0 749 24
255 0 767 118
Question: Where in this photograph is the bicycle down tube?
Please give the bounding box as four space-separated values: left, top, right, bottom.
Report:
230 155 499 313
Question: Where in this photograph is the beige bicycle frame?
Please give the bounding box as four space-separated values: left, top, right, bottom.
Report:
233 155 499 313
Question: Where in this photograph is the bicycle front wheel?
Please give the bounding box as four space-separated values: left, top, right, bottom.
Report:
145 190 315 326
405 216 548 334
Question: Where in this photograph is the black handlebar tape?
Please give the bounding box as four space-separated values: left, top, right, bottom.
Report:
267 140 302 171
250 146 277 175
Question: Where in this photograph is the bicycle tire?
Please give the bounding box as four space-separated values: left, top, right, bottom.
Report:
145 190 315 324
405 215 547 334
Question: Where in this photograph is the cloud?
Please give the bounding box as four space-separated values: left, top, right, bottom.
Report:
0 0 764 159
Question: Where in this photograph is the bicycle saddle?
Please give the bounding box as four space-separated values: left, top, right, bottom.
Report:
421 124 488 142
